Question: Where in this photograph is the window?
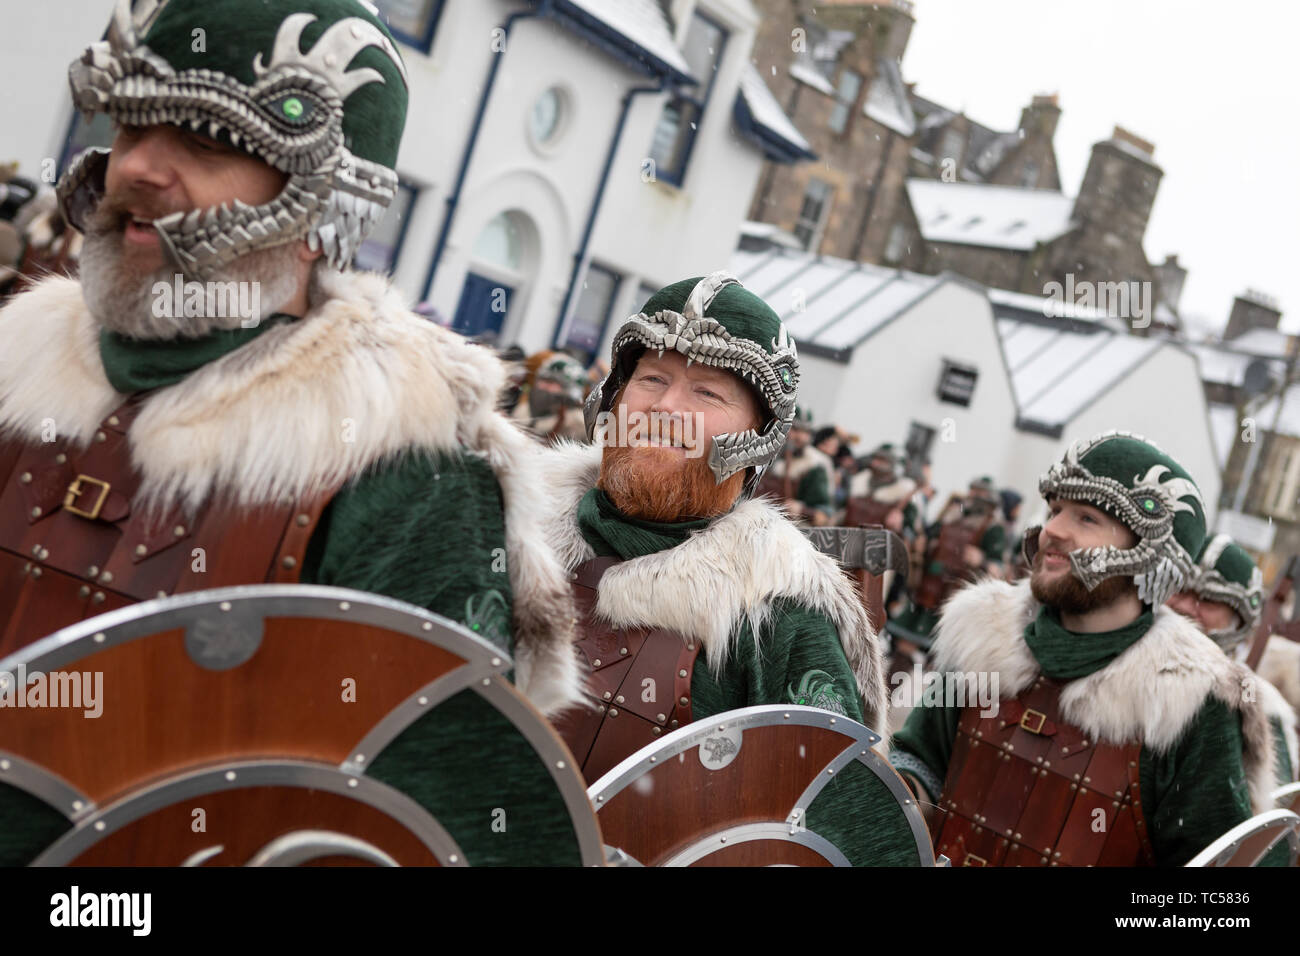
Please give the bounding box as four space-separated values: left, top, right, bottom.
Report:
793 178 833 251
530 88 568 147
884 223 907 264
828 69 862 134
648 12 727 186
472 211 526 272
372 0 445 53
354 181 418 274
937 359 979 406
562 264 622 363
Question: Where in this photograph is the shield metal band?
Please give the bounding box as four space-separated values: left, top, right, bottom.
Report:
587 704 940 866
0 585 604 866
1185 809 1300 867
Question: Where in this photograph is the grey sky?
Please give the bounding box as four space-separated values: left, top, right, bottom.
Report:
898 0 1300 338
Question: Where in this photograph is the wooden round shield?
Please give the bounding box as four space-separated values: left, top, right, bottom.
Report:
0 585 604 866
587 704 941 866
1185 809 1300 867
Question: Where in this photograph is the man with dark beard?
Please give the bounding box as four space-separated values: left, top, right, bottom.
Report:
889 431 1283 866
540 273 924 864
0 0 579 865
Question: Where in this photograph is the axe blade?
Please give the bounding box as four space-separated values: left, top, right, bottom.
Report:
802 526 909 577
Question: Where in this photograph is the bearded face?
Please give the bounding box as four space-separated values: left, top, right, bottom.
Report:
79 124 305 340
595 350 762 522
1029 548 1138 615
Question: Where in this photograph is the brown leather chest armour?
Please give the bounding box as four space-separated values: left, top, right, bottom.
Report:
0 398 332 657
932 675 1155 867
915 519 985 610
845 495 897 528
552 557 702 783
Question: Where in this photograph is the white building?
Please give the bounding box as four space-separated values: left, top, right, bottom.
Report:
3 0 812 359
730 242 1222 522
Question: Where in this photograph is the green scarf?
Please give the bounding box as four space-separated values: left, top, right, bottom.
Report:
576 488 711 560
99 316 293 393
1023 604 1153 680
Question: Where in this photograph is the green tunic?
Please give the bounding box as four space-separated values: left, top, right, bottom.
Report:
890 605 1283 866
577 488 925 865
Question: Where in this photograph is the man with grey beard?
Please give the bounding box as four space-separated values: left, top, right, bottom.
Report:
0 1 578 720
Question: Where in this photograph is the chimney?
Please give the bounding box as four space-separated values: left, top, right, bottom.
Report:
817 0 916 61
1071 126 1163 251
1153 253 1187 311
1018 92 1061 142
1224 290 1283 341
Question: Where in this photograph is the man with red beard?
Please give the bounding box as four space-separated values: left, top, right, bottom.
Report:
889 431 1283 866
541 273 924 864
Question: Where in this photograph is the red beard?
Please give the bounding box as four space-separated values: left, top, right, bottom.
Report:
597 443 745 521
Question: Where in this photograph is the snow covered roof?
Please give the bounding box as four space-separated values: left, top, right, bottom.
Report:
735 64 816 162
1185 343 1286 389
863 60 915 136
988 287 1119 325
906 179 1076 251
729 247 941 356
997 318 1164 434
556 0 695 84
789 57 834 95
1226 327 1294 359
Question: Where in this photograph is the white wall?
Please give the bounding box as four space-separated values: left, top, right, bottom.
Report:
0 0 113 179
825 281 1023 508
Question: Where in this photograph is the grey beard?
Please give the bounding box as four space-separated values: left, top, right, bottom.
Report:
79 215 302 340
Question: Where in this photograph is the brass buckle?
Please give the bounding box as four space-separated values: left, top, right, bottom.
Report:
64 474 111 520
1019 708 1047 734
963 853 987 867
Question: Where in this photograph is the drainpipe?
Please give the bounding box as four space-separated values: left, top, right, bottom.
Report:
419 0 554 304
552 78 667 347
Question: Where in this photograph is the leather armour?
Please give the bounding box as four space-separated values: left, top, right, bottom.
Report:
552 557 702 783
0 398 332 657
914 517 989 610
932 675 1155 867
845 496 898 528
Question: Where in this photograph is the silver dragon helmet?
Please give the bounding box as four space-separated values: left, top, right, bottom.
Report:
57 0 409 280
1027 430 1208 606
583 272 799 501
1188 534 1265 652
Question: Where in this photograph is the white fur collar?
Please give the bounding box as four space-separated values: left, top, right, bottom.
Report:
848 472 916 504
0 273 579 716
932 578 1278 812
538 442 887 732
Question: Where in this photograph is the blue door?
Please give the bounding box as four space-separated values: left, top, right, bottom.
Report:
452 272 512 338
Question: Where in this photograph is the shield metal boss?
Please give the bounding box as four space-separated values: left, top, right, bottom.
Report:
0 585 603 866
587 704 940 866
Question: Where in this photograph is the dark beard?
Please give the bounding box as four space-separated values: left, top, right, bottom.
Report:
1030 552 1137 615
597 442 744 521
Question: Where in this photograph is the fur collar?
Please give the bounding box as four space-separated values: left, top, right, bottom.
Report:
538 442 887 732
0 273 579 716
771 444 833 483
931 578 1278 812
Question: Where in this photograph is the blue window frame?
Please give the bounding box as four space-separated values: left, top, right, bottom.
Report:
371 0 445 54
647 10 728 187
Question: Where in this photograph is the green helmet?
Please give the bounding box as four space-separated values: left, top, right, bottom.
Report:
583 272 798 500
58 0 409 279
531 354 587 414
1036 431 1206 605
1188 534 1264 652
